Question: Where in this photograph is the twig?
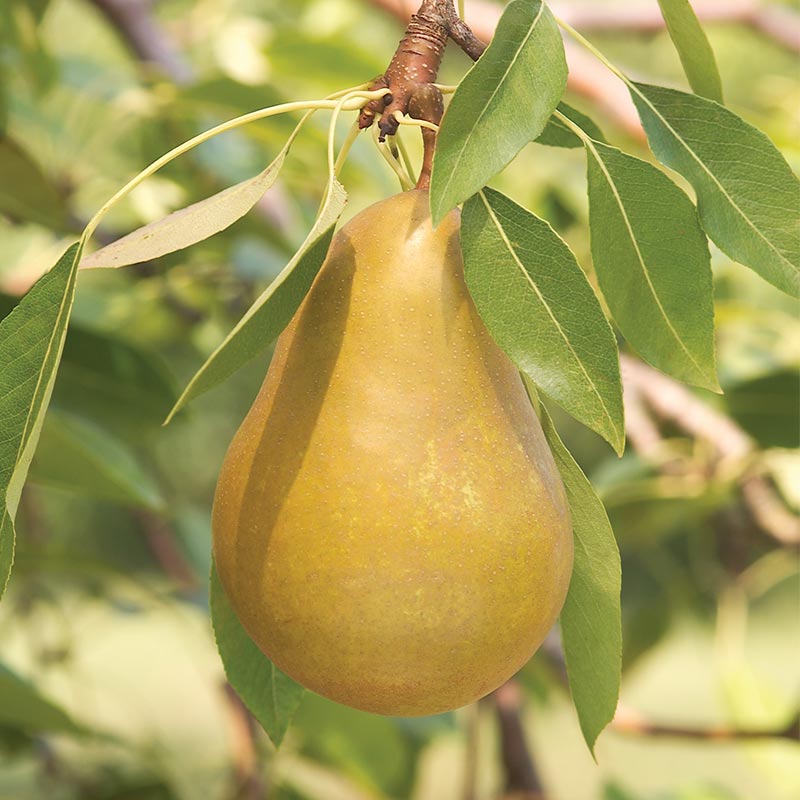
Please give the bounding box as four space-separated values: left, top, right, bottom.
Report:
133 510 199 591
222 683 266 800
620 355 800 546
612 706 800 742
87 0 194 84
492 681 545 799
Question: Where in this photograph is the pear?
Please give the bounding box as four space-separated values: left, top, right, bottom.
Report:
212 190 573 716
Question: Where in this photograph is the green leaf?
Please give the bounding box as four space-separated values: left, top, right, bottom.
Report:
540 405 621 755
0 662 87 734
0 136 68 229
461 188 624 453
430 0 567 225
81 137 296 269
536 102 606 149
584 139 718 389
210 563 304 747
55 326 177 437
0 242 82 599
166 180 346 420
630 83 800 297
656 0 723 103
29 410 165 510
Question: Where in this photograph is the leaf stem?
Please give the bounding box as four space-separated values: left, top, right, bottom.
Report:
371 124 415 190
553 15 631 86
83 86 388 244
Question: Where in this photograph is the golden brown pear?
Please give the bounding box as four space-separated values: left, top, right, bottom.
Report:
212 190 573 716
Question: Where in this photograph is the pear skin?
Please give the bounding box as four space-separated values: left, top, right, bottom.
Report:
212 190 573 716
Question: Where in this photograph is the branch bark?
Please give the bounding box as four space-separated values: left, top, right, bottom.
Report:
621 355 800 546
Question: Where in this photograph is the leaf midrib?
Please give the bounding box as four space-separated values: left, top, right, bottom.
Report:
631 84 798 274
434 1 545 217
480 193 620 444
586 141 707 381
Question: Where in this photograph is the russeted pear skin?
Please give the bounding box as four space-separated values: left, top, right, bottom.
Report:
212 190 573 716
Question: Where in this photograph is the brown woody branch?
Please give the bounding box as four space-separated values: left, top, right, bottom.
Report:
621 355 800 546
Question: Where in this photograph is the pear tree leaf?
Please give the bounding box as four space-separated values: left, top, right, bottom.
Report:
0 242 82 600
630 82 800 297
430 0 567 225
1 293 177 436
0 662 88 734
0 136 68 229
656 0 723 103
539 404 621 755
81 136 297 269
461 188 624 453
210 563 304 747
29 410 165 510
584 139 718 389
536 102 606 149
166 180 346 421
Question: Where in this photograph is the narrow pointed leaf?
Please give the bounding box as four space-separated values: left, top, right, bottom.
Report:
166 180 346 420
0 242 82 599
585 139 718 389
81 143 292 269
461 189 624 453
630 82 800 297
540 404 621 755
430 0 567 225
657 0 723 102
536 102 606 149
211 564 304 747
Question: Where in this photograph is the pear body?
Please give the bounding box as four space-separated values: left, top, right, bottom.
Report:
212 190 573 716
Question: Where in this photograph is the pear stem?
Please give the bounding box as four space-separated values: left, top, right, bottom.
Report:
358 0 485 190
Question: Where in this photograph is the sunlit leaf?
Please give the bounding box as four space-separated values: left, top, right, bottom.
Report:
585 139 718 389
210 564 304 747
631 83 800 297
0 242 82 599
81 136 297 269
166 179 346 420
657 0 723 102
539 403 621 755
461 188 624 453
430 0 567 224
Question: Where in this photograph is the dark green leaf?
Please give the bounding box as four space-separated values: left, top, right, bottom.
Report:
461 189 624 453
430 0 567 224
630 83 800 297
0 243 82 599
210 564 304 747
166 180 346 421
657 0 723 102
0 136 68 229
585 139 718 389
0 662 86 734
540 405 621 755
536 102 606 149
0 294 177 436
29 410 164 510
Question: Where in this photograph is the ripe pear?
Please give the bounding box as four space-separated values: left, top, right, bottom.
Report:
212 190 573 716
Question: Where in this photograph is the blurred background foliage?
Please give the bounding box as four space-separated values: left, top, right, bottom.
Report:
0 0 798 798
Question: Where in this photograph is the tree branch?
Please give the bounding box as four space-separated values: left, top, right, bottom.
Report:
620 355 800 546
613 706 800 742
492 681 545 799
87 0 194 84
